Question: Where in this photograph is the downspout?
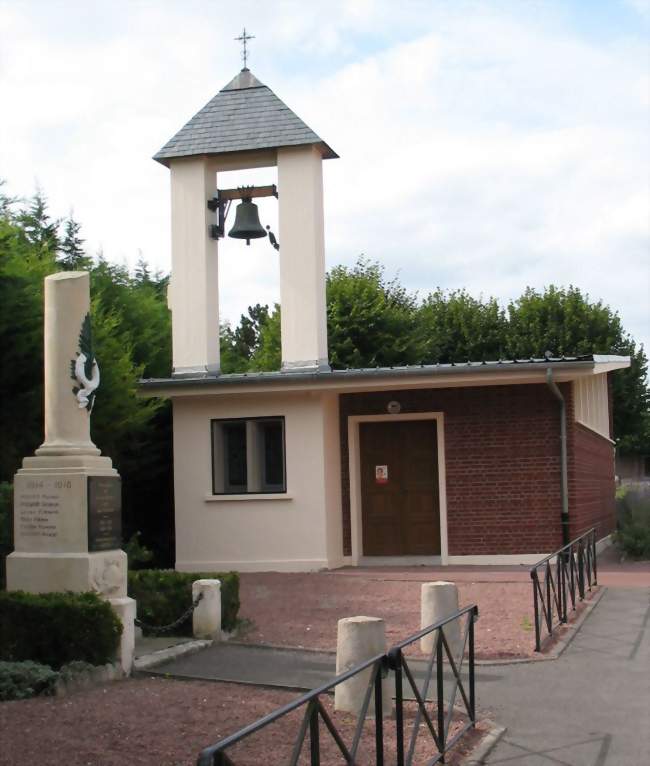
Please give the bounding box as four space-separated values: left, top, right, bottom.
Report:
546 368 570 546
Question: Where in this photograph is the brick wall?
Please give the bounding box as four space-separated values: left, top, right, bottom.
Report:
340 383 570 557
567 422 616 541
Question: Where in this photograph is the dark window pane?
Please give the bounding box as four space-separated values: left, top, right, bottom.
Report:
224 422 247 492
263 420 285 490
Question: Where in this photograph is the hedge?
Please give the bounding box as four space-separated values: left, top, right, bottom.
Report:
614 486 650 559
0 591 122 669
0 660 59 701
128 569 240 635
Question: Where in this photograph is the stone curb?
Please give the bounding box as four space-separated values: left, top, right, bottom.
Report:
461 719 506 765
539 584 607 659
55 662 124 697
228 639 336 656
133 639 213 672
469 585 607 667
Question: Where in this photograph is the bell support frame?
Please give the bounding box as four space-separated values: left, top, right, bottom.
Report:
208 184 278 240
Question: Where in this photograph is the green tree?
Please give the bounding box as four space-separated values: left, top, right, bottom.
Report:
0 214 56 477
0 180 17 219
326 258 421 369
17 189 59 255
418 289 507 363
506 286 649 453
220 304 272 373
58 213 91 271
134 255 151 284
249 304 282 371
505 286 624 358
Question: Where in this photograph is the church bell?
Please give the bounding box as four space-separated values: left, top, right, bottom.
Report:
228 198 267 245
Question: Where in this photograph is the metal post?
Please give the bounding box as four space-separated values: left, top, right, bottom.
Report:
469 613 476 724
557 556 563 624
577 542 585 599
374 661 384 766
437 629 445 760
394 652 404 766
532 571 541 652
569 546 576 612
309 701 320 765
560 554 567 623
546 563 553 633
592 530 598 586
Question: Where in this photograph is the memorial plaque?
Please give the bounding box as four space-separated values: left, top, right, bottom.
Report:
87 476 122 552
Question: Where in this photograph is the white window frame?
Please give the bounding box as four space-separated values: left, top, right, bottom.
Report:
211 416 287 495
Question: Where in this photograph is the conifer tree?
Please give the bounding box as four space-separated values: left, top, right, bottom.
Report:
134 255 151 283
58 212 91 270
17 188 59 254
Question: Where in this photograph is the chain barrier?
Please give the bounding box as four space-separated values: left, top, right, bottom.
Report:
134 592 203 635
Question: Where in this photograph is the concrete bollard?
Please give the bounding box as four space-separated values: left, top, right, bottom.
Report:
420 581 462 661
110 596 136 675
192 579 222 640
334 616 392 717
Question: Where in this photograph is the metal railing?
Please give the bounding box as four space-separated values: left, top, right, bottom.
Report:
388 604 478 766
196 604 479 766
530 527 598 652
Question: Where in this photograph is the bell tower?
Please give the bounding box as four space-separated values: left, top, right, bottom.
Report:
154 67 337 376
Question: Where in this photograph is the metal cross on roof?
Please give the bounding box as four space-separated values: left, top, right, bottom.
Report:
235 27 255 70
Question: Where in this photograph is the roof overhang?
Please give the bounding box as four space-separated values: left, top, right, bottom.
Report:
139 355 630 399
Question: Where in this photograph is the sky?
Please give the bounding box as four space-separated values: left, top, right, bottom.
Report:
1 0 648 353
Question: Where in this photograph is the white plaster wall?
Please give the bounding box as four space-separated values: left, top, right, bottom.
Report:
277 146 328 369
321 393 344 568
173 391 342 571
169 159 219 375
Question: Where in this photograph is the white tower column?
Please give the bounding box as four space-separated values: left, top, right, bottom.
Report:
277 145 329 372
169 158 219 376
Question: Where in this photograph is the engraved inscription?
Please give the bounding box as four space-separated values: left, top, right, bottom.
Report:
17 479 72 541
87 476 121 552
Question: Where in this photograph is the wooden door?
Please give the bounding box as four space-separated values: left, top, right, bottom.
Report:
360 420 440 556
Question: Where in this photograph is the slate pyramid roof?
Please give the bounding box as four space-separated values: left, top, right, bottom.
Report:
154 69 337 165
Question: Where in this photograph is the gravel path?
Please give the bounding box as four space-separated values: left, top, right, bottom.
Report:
238 571 570 659
0 677 487 766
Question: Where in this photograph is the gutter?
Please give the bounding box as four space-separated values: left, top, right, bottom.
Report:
140 359 597 391
546 368 570 546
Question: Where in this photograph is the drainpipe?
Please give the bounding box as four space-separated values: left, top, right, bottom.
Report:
546 368 570 546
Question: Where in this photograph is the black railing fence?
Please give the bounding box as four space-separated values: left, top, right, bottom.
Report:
530 527 598 652
197 604 479 766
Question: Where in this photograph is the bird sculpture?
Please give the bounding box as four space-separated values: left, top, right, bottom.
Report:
71 313 100 412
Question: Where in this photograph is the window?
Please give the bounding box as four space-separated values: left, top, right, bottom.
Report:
211 417 286 494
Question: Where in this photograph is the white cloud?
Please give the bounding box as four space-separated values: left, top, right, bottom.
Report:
0 0 648 352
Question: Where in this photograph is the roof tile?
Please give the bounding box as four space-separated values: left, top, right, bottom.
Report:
154 69 337 164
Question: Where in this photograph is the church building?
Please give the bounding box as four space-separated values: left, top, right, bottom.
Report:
141 65 629 571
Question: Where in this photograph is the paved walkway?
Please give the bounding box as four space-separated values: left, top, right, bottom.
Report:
481 587 650 766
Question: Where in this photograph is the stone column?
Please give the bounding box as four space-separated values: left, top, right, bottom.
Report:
6 271 135 674
36 272 100 456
